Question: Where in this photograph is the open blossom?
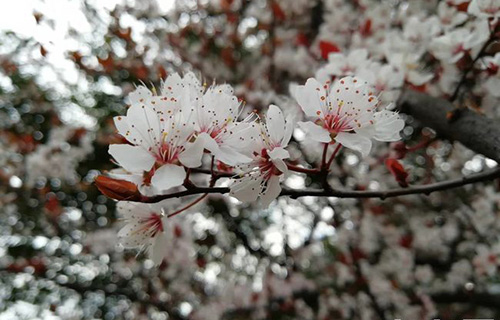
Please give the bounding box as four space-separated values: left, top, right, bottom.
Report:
315 49 370 83
110 72 257 194
230 105 293 207
292 76 404 157
429 21 489 64
468 0 500 19
190 81 257 166
117 200 175 265
437 2 468 30
357 62 405 102
110 80 204 192
482 52 500 96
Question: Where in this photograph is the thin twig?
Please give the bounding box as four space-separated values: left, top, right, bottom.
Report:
137 168 500 203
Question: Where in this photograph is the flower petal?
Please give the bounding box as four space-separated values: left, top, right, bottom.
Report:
266 105 285 143
230 177 262 203
179 137 205 168
268 147 290 160
126 103 162 148
217 145 252 166
151 164 186 191
272 158 288 174
282 114 294 146
291 78 324 118
148 231 167 265
298 121 331 143
335 132 372 157
261 175 282 208
109 144 155 172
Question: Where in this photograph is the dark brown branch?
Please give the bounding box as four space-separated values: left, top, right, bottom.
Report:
398 89 500 163
138 168 500 203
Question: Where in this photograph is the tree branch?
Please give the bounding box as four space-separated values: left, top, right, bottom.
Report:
398 89 500 163
138 167 500 203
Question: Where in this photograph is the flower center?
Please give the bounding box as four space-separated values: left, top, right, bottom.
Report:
155 142 181 164
257 149 282 178
140 213 164 237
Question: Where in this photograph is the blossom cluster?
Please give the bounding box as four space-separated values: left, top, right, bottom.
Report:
106 72 404 263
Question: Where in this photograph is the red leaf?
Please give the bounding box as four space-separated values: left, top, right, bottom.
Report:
319 40 340 60
385 158 409 187
296 32 309 47
272 2 286 21
359 19 372 37
399 234 413 248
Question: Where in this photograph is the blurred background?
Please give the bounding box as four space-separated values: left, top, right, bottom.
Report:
1 0 500 319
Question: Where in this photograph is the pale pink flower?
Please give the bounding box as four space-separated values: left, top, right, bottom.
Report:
110 81 204 192
230 105 293 207
117 200 176 265
292 76 404 157
468 0 500 19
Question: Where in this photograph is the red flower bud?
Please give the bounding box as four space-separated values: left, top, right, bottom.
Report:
95 175 141 201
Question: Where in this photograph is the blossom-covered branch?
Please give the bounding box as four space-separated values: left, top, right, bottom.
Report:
116 166 500 203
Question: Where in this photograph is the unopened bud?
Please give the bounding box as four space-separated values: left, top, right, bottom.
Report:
95 175 141 201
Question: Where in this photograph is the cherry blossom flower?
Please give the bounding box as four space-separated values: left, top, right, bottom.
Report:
357 62 405 102
292 76 405 157
472 244 500 277
402 16 441 54
482 52 500 96
382 35 435 86
110 74 206 193
468 0 500 19
230 105 293 207
315 49 370 83
437 2 468 29
430 22 489 64
117 200 175 265
191 82 258 166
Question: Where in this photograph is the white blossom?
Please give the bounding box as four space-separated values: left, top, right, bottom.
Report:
230 105 293 207
292 76 405 157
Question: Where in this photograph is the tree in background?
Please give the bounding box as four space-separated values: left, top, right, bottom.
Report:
2 0 500 319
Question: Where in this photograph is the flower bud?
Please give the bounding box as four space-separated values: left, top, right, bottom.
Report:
95 175 141 201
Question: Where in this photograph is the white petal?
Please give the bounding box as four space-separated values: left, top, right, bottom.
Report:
348 49 369 67
282 114 294 146
408 70 433 86
151 164 186 191
108 169 143 186
230 177 262 203
272 158 288 174
128 86 152 105
113 116 138 144
148 232 167 265
197 132 220 154
373 110 405 142
126 103 161 148
109 144 155 172
179 137 205 168
266 105 285 143
260 175 282 208
116 201 139 218
118 223 149 248
298 121 331 143
335 132 372 157
268 147 290 160
216 145 252 166
291 78 324 117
